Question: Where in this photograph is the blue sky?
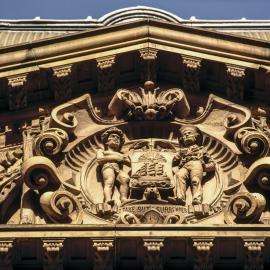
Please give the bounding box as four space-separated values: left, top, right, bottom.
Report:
1 0 269 20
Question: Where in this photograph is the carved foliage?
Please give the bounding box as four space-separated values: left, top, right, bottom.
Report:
93 239 114 270
0 147 23 207
108 81 190 120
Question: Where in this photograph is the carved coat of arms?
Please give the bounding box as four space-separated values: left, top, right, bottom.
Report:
2 80 268 226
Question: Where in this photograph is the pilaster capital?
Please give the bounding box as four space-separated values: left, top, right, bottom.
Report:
93 239 114 252
139 48 158 60
8 74 27 88
226 64 246 78
192 237 214 252
182 55 202 69
0 239 13 253
143 238 164 252
96 55 116 69
52 64 72 78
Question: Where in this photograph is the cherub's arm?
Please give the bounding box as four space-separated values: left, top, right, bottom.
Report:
172 152 181 166
96 149 124 164
203 151 215 172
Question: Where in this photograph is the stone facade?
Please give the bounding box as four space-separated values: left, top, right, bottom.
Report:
0 6 270 269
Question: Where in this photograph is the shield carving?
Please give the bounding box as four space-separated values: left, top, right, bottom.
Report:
128 139 175 192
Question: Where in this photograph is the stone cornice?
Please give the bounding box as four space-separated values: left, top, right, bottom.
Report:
0 225 270 238
0 19 269 78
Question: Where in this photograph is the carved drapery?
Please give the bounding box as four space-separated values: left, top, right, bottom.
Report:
226 64 246 101
139 48 158 83
182 55 201 93
51 64 73 101
96 55 116 92
7 74 28 110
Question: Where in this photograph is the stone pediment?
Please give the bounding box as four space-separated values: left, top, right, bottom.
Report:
0 18 269 80
2 80 270 226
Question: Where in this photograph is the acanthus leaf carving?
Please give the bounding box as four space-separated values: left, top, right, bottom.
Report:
108 81 190 121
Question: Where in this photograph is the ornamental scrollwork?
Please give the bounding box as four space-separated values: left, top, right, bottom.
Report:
2 81 270 225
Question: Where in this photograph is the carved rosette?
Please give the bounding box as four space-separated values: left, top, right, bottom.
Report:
226 64 246 101
0 240 13 270
243 239 265 270
193 238 214 270
139 48 158 83
143 239 164 270
93 239 114 270
224 192 266 224
51 64 73 101
43 239 64 270
96 55 116 92
34 128 69 156
182 55 201 93
7 74 28 110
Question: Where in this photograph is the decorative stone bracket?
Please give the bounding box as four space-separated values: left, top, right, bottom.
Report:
139 48 158 83
93 239 114 270
243 238 265 270
0 239 13 270
51 64 73 101
42 239 64 270
192 238 214 270
226 64 246 101
7 74 28 110
143 238 164 270
96 55 116 92
181 55 202 93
